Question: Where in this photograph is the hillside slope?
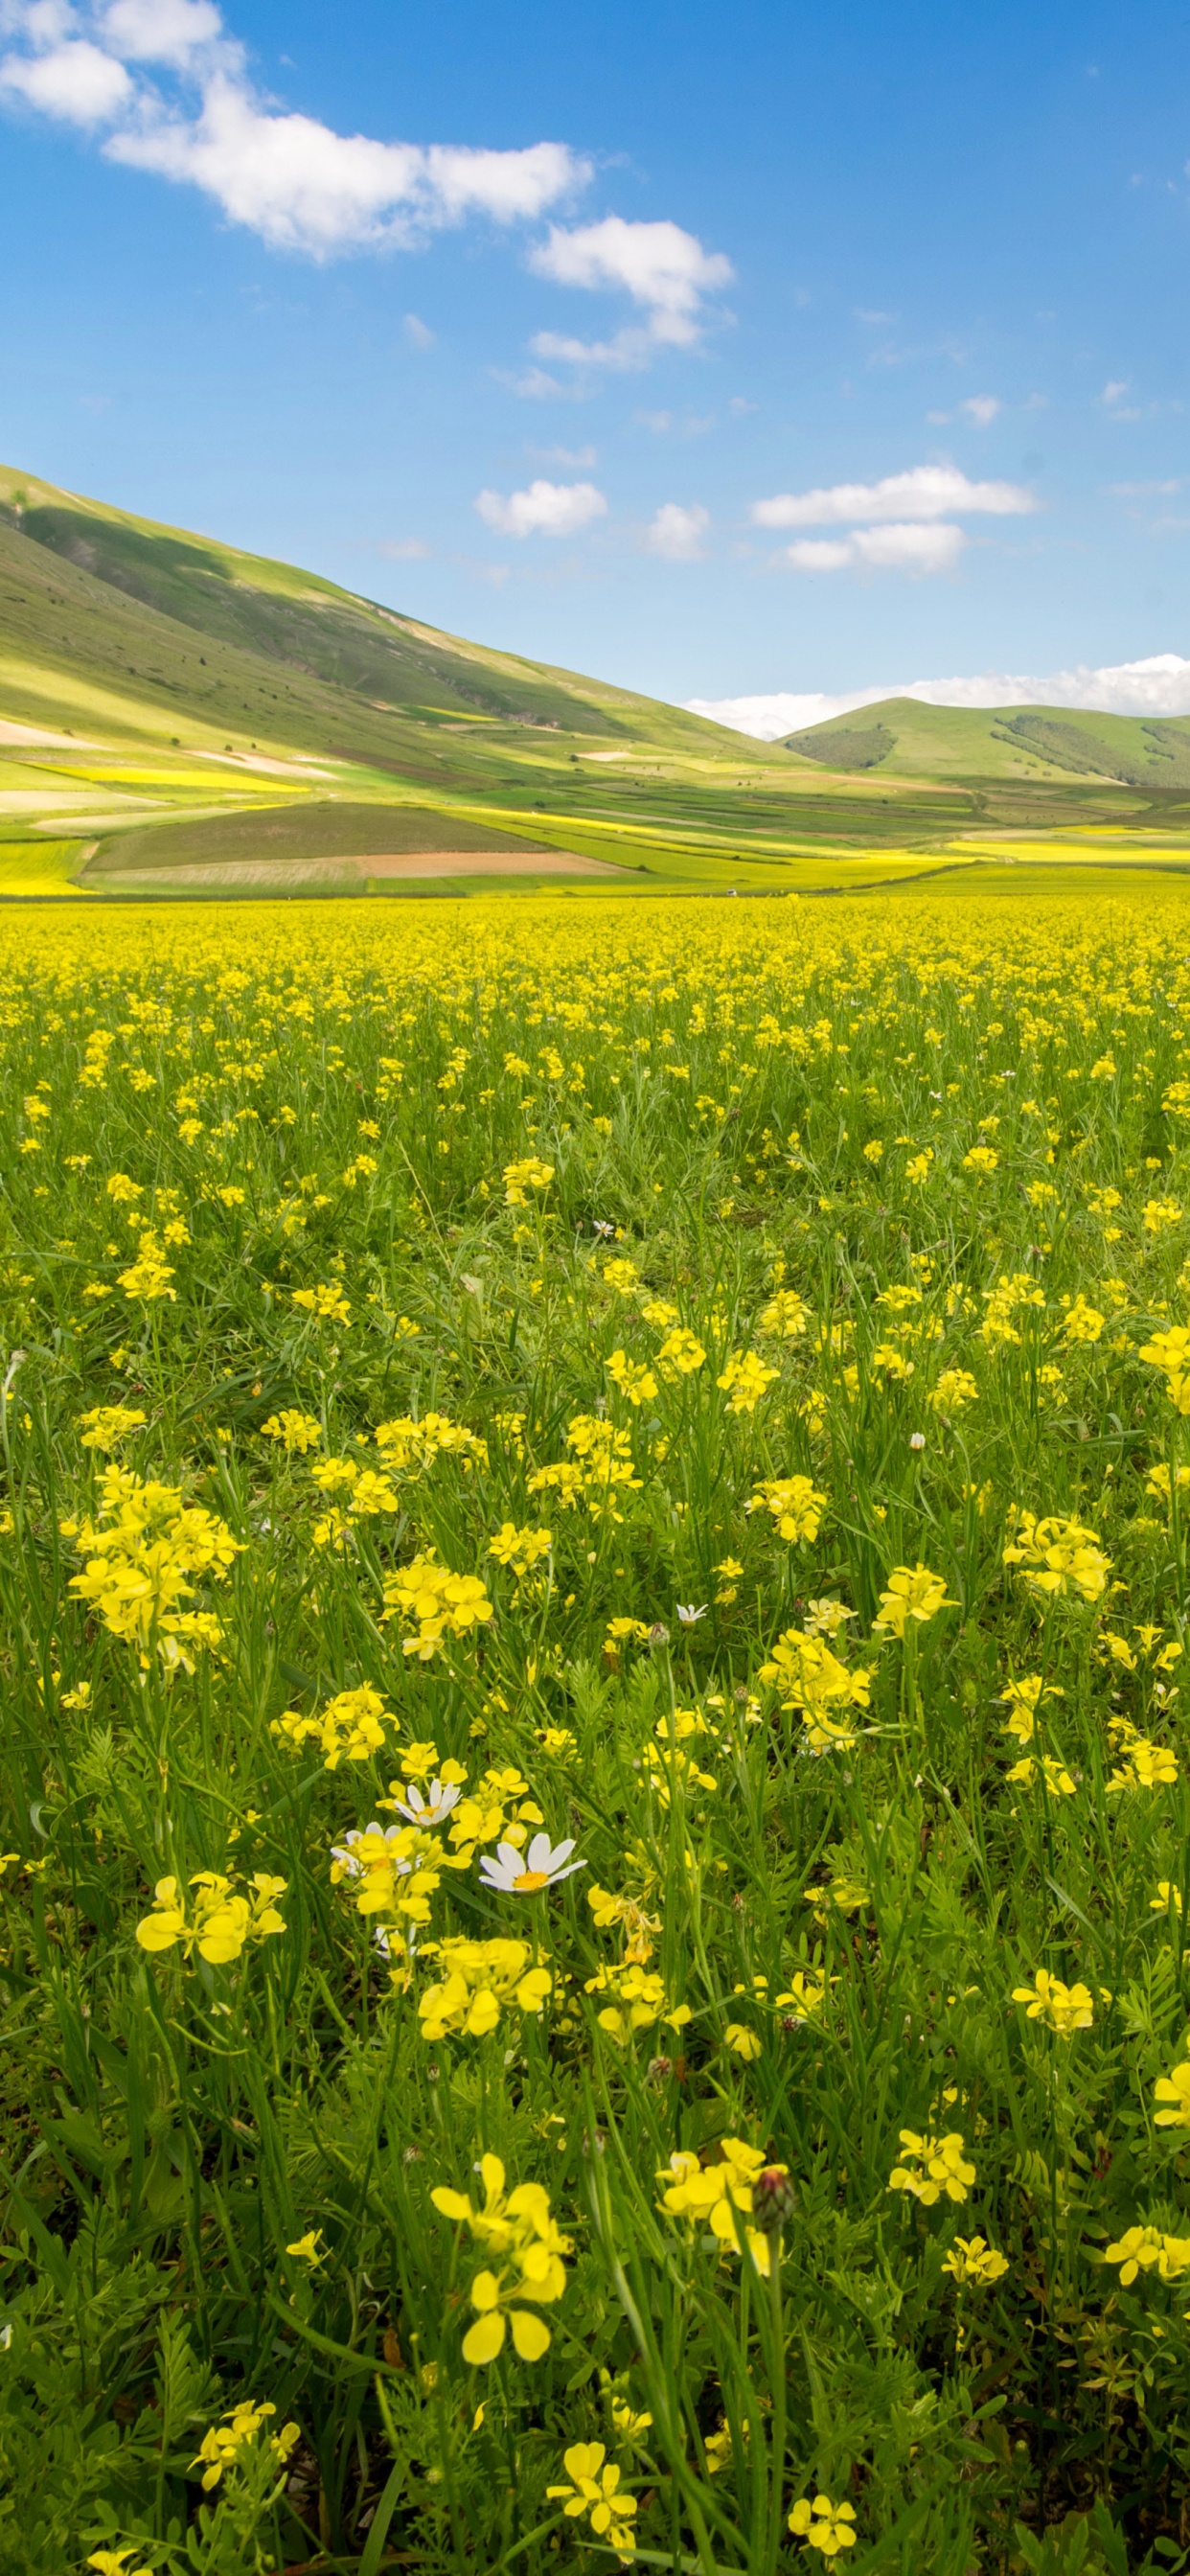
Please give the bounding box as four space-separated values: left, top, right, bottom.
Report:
0 462 744 781
782 694 1190 787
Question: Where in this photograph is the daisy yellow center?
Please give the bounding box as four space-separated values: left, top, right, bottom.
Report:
514 1868 551 1893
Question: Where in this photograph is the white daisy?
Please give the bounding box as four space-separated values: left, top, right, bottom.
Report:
389 1777 462 1828
478 1831 585 1897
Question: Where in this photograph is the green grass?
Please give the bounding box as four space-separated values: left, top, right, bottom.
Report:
87 801 553 878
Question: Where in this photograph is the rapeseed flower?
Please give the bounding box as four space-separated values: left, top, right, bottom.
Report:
547 2444 637 2559
716 1349 778 1414
873 1562 955 1639
1002 1511 1110 1604
382 1553 493 1659
502 1158 554 1207
788 2494 858 2557
1012 1969 1094 2036
887 2130 974 2206
941 2237 1009 2288
136 1870 286 1965
655 2140 779 2272
192 2400 299 2491
747 1473 827 1543
418 1936 552 2038
1104 2225 1190 2285
1154 2061 1190 2128
292 1282 351 1324
430 2152 569 2363
607 1349 658 1406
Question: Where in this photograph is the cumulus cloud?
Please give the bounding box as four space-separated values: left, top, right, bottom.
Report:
959 394 1001 426
474 477 606 539
100 0 221 62
110 80 587 253
0 31 130 119
0 0 590 253
752 464 1037 528
687 654 1190 741
645 501 709 560
528 214 731 367
0 1 730 394
786 521 966 575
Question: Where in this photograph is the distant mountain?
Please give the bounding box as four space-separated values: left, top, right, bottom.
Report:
782 694 1190 787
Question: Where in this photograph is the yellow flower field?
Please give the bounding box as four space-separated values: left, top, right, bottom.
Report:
5 884 1190 2572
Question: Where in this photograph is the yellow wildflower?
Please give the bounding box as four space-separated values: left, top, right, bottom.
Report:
789 2494 858 2557
1012 1969 1094 2036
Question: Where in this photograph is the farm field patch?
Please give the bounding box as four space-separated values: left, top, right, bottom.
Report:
7 886 1190 2573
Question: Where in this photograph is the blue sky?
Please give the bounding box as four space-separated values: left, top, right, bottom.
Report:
3 0 1190 731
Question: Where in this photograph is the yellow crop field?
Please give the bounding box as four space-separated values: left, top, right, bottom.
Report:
6 885 1190 2573
0 838 92 897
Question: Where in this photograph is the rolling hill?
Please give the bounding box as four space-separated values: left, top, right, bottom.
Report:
2 459 1190 897
783 695 1190 789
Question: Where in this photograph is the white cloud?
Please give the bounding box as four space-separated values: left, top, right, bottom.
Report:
785 537 854 573
528 214 731 365
100 0 222 62
1102 379 1130 404
0 4 591 251
959 394 1001 426
753 464 1037 528
0 2 726 395
645 501 709 561
530 443 597 466
0 33 130 119
378 537 430 561
423 141 585 226
687 653 1190 740
108 79 587 252
403 311 434 348
688 690 873 735
474 477 606 539
786 521 966 575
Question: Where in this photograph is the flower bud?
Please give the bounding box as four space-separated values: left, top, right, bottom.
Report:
752 2165 797 2231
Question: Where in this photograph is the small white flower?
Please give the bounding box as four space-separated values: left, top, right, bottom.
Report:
391 1778 462 1827
909 1432 927 1451
676 1602 707 1626
593 1219 615 1238
478 1831 585 1896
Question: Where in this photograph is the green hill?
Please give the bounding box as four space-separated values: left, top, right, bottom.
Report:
3 460 1190 898
783 695 1190 787
0 460 736 777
